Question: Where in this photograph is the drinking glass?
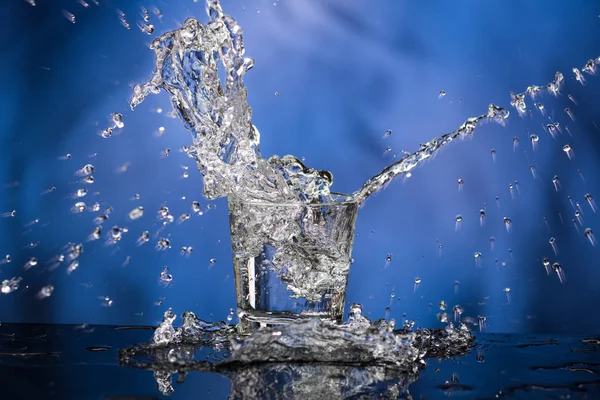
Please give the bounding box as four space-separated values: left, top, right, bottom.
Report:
228 193 358 330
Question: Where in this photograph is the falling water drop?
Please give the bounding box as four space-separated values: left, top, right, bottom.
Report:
128 206 144 220
573 67 586 85
504 217 512 232
513 136 519 152
72 202 86 213
438 90 446 99
529 164 537 179
137 231 150 246
453 305 463 322
562 144 573 160
382 129 392 139
455 214 463 231
584 228 596 246
413 277 421 292
38 285 54 299
491 149 497 162
549 237 558 255
384 253 392 268
552 176 561 192
584 194 596 213
479 209 486 226
477 316 487 332
23 257 38 271
474 252 482 267
160 266 173 284
156 238 171 251
552 262 566 284
542 258 551 275
439 301 447 311
112 113 124 129
530 134 539 151
489 237 495 251
564 108 575 121
75 188 87 198
568 94 578 105
457 178 464 191
89 226 102 241
503 287 511 304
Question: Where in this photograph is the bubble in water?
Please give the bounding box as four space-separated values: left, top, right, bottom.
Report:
160 266 173 284
455 214 463 231
568 94 578 105
479 209 485 226
503 217 512 232
490 149 496 162
128 206 144 220
513 136 519 152
552 262 566 284
137 231 150 246
584 193 596 213
156 238 171 250
112 113 124 129
38 285 54 299
573 67 586 85
413 277 421 292
62 10 76 23
72 202 86 213
457 178 463 191
584 228 596 246
552 176 561 192
438 90 446 99
23 257 38 271
478 316 487 332
453 305 463 322
1 277 22 294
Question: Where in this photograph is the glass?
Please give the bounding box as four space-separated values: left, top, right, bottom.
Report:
228 194 358 329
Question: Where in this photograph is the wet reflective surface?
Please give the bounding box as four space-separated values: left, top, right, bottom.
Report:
1 323 600 399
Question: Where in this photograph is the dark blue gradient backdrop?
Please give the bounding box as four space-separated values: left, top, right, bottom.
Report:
1 0 599 333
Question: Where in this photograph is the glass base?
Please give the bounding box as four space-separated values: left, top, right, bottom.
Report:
236 308 343 334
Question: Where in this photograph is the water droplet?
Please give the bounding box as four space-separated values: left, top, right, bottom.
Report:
38 285 54 299
1 277 22 294
101 127 113 138
76 164 95 176
477 316 487 332
503 217 512 232
161 148 171 158
549 237 558 256
160 266 173 284
413 277 421 292
191 201 201 213
72 202 86 213
503 287 511 304
530 134 539 151
529 164 537 179
584 228 596 246
89 226 102 241
568 94 578 105
62 10 76 23
542 258 551 275
75 188 87 198
491 149 497 162
137 231 150 246
67 261 79 275
140 23 155 35
552 262 566 284
457 178 463 191
382 146 391 157
226 308 235 322
91 202 101 212
439 300 447 311
209 258 217 265
112 113 124 128
474 252 483 267
562 144 573 160
564 107 575 122
177 213 191 224
156 238 171 250
479 209 486 226
455 214 463 231
453 305 463 322
437 312 448 323
438 90 446 99
573 67 586 85
23 257 38 271
94 214 108 224
382 129 392 139
552 176 561 192
584 193 596 213
128 206 144 220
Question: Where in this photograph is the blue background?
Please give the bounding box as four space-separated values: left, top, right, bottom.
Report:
1 0 599 334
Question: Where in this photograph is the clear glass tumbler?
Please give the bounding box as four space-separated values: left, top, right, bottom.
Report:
228 194 358 329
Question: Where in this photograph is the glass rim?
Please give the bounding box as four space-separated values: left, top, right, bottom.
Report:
227 191 357 207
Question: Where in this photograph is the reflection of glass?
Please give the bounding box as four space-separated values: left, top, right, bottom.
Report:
228 194 358 328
